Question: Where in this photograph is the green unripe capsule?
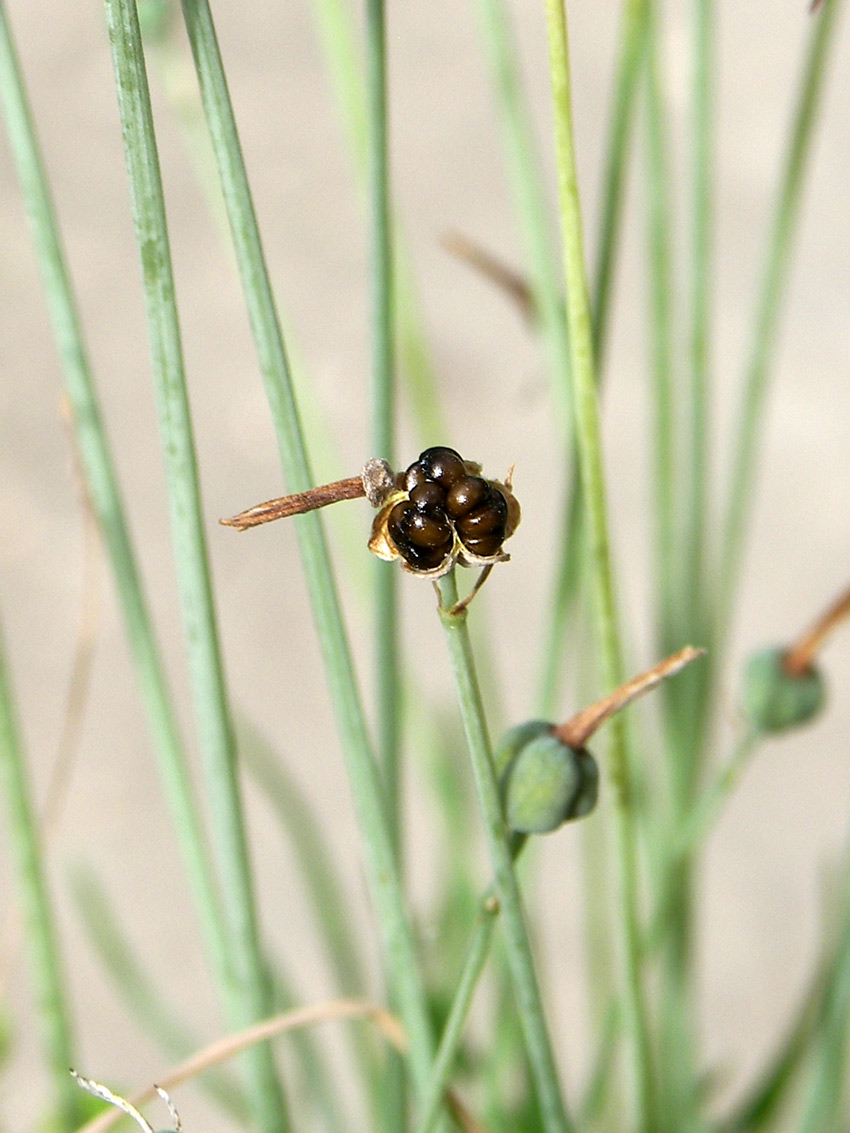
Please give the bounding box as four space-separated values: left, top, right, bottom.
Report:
741 647 826 734
495 721 599 834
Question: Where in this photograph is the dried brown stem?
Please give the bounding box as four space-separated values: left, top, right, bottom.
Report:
72 997 487 1133
441 231 537 325
555 645 705 749
783 580 850 676
220 476 366 530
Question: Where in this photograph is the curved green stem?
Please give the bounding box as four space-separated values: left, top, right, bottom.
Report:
0 0 230 1017
178 0 438 1108
104 2 287 1127
718 0 845 636
542 1 656 1127
437 571 572 1133
0 622 82 1129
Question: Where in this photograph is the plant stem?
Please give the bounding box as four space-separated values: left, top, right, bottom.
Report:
0 0 230 993
718 0 845 636
178 0 438 1108
365 0 405 1121
592 0 649 364
437 571 572 1133
642 5 678 661
0 622 82 1129
541 1 656 1127
366 0 399 841
103 3 287 1128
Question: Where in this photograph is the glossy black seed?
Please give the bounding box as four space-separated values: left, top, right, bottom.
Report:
387 500 413 542
418 447 466 489
401 541 452 570
455 495 508 539
403 463 427 493
409 481 446 513
445 475 489 518
460 532 504 558
405 509 453 549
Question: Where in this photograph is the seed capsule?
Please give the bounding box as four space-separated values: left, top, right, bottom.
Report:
369 446 520 578
495 721 599 835
741 647 826 734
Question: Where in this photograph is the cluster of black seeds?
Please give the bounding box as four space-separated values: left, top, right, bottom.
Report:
386 446 510 572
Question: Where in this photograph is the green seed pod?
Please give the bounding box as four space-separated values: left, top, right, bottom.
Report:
496 723 599 834
741 647 826 734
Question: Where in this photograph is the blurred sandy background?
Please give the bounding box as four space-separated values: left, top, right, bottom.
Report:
1 1 849 1128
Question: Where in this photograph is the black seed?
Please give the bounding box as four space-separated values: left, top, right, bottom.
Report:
455 494 508 538
405 510 453 549
404 463 427 493
418 447 466 489
445 475 489 517
387 501 413 543
401 541 452 571
461 533 504 558
409 481 446 513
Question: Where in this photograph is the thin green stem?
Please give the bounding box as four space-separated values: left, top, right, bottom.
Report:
718 0 845 637
415 893 501 1133
178 0 438 1108
438 571 572 1133
473 0 572 436
415 834 526 1133
366 1 404 1122
643 10 702 1126
537 0 649 715
0 0 230 1013
308 0 446 443
0 622 82 1129
643 3 678 662
542 2 656 1128
646 727 760 955
798 862 850 1131
592 0 649 363
365 0 400 852
104 3 287 1129
684 0 713 652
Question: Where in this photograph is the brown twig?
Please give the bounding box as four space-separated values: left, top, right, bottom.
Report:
220 476 367 530
441 231 537 325
554 645 705 749
782 581 850 677
220 459 396 531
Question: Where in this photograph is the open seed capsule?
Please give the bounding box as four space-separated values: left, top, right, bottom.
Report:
369 446 520 578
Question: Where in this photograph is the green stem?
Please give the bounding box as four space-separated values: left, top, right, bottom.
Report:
104 3 287 1129
415 834 526 1133
0 0 231 1016
365 0 400 853
718 0 845 636
437 571 572 1133
473 0 572 436
541 1 656 1128
366 1 404 1122
592 0 649 363
177 0 438 1107
0 622 82 1129
642 2 678 661
684 0 713 651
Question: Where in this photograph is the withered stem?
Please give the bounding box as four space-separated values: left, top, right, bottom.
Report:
441 231 536 325
555 645 705 749
783 581 850 676
220 476 366 531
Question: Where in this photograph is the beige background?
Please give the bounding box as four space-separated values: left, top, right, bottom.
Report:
1 1 849 1129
